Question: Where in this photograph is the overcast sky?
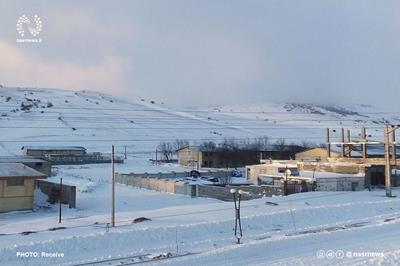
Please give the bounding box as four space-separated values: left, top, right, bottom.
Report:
0 0 399 108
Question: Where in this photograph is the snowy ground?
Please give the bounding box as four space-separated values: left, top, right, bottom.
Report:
1 87 400 265
1 160 400 266
0 87 398 156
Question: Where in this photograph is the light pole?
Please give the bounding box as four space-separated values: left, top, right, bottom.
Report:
230 188 244 244
385 124 399 197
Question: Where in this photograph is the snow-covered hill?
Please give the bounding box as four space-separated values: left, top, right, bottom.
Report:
0 86 397 155
1 86 400 266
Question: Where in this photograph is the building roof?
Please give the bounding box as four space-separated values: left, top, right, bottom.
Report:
0 156 47 163
249 161 299 168
21 146 86 151
176 145 200 152
0 163 47 179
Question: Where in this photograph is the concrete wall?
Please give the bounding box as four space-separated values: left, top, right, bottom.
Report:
196 185 283 201
116 173 186 195
35 180 76 208
116 173 282 201
0 179 35 212
315 177 365 191
117 170 233 180
298 161 364 174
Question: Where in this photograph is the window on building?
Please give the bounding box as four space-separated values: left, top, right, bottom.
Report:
7 179 25 186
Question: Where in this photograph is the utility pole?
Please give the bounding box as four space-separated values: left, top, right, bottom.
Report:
111 145 116 227
155 149 158 165
197 151 200 171
59 178 62 223
361 127 367 159
392 127 397 166
326 128 331 158
347 129 351 157
384 125 392 197
341 128 345 157
124 145 127 160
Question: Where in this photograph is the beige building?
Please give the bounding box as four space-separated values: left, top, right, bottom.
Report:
176 146 202 168
0 163 47 213
295 147 340 162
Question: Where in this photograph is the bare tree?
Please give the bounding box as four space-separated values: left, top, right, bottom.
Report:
220 137 240 151
249 136 270 150
157 142 174 162
300 140 315 149
173 139 189 151
274 138 287 152
200 140 217 152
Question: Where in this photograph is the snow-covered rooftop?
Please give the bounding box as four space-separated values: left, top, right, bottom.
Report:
0 163 47 178
0 156 47 163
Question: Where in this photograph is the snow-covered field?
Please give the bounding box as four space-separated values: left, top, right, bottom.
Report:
2 183 400 265
1 87 400 265
0 86 398 156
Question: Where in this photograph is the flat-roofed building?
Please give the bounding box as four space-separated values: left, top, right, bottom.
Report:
0 163 47 213
21 146 87 158
0 156 51 176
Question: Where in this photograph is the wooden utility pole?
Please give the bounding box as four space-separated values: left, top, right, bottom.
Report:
341 128 345 157
361 127 367 159
111 145 116 227
326 128 331 158
392 127 397 166
59 178 62 223
197 151 200 171
347 129 351 157
384 125 392 197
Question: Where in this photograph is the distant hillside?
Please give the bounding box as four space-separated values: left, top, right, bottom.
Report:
0 86 397 156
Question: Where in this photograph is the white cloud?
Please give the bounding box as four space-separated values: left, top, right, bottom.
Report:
0 40 128 93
